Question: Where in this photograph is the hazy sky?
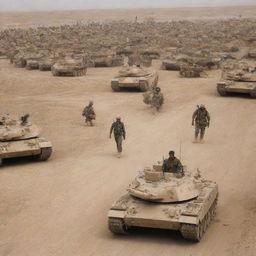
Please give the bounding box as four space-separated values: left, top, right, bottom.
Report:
0 0 255 11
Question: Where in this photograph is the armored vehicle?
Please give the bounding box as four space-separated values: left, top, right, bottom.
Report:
26 57 41 70
180 64 205 78
89 53 123 67
52 58 87 77
162 59 181 71
0 114 52 165
217 66 256 98
39 58 57 71
108 162 218 241
111 66 158 92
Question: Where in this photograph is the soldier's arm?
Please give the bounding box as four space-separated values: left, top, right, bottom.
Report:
122 123 126 138
177 159 184 175
192 110 197 125
207 111 210 122
192 110 197 121
110 123 114 136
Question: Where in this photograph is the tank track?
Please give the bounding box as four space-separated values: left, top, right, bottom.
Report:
111 83 120 92
108 217 128 234
38 147 52 161
217 84 227 96
181 196 218 241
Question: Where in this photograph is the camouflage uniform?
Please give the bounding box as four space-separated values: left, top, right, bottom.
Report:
162 157 183 174
110 120 126 153
82 103 95 126
192 105 210 141
151 90 164 111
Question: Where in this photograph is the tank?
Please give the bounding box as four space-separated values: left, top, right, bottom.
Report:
0 114 52 165
89 53 123 67
26 57 41 70
162 59 181 71
179 64 205 78
39 57 57 71
51 58 87 77
217 65 256 98
108 162 218 241
111 66 158 92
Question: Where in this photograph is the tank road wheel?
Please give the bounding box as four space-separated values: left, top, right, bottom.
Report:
108 217 129 234
250 87 256 98
111 82 121 92
217 84 227 96
38 147 52 161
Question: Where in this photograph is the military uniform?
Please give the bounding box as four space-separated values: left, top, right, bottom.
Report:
162 157 183 174
192 106 210 141
151 91 164 111
110 121 126 153
83 105 96 126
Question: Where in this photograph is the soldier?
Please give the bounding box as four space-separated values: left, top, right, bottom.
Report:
151 87 164 111
162 151 184 176
192 104 210 142
82 101 96 126
109 117 126 158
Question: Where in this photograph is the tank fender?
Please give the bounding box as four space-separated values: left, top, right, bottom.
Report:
108 209 125 219
38 138 52 148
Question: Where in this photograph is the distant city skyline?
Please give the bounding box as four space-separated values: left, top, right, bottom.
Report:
1 0 256 11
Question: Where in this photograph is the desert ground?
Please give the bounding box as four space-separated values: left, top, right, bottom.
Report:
1 6 256 256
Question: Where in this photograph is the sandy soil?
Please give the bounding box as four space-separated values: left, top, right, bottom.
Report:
0 6 256 29
0 57 256 256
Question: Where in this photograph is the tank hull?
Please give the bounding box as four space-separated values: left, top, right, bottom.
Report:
111 72 158 92
108 181 218 241
0 137 52 163
217 81 256 97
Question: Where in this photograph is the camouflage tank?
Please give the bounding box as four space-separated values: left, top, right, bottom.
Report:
111 66 158 92
217 66 256 98
51 58 87 77
89 53 123 67
108 162 218 241
26 57 42 70
13 52 27 68
0 114 52 165
180 64 205 78
162 59 181 71
39 57 57 71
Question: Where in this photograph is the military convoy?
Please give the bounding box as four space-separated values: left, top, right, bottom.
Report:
108 162 218 241
217 62 256 98
0 114 52 165
111 66 159 92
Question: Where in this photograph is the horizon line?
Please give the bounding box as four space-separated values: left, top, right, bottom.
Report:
1 4 256 13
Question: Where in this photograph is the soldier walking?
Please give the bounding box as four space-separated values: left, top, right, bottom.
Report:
109 117 126 158
82 101 96 126
192 104 210 142
151 87 164 111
